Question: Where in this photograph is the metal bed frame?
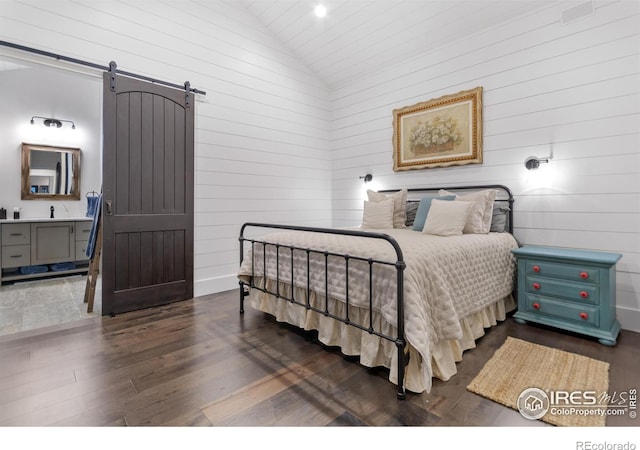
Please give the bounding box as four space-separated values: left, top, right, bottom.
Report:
238 185 514 400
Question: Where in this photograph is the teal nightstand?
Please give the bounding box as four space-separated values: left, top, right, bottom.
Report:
512 246 622 346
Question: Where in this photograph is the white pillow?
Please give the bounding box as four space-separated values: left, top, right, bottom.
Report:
439 189 497 234
367 189 407 229
361 199 394 229
423 199 474 236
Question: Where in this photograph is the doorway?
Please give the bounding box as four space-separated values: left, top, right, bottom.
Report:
0 55 102 337
0 51 196 335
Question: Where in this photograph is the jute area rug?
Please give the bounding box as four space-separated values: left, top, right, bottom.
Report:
467 337 610 427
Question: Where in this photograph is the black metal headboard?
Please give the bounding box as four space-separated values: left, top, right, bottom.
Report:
378 184 514 234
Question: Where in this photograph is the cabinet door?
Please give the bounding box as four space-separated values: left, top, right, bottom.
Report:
31 222 75 265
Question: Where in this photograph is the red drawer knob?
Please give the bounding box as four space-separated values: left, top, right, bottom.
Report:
580 291 589 299
533 303 541 310
533 265 540 272
580 272 589 279
579 312 588 320
532 282 541 290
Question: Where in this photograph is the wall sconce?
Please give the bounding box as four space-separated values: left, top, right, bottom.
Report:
524 156 550 170
30 116 76 130
359 174 373 183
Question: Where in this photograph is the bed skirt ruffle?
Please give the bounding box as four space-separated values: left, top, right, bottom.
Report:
245 277 516 394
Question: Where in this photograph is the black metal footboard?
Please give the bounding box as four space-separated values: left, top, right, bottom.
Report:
239 222 407 399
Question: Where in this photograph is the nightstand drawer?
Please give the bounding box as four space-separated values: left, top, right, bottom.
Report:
525 275 599 305
525 260 599 284
525 294 599 328
1 244 31 268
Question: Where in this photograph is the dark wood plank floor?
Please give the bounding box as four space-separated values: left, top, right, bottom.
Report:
0 289 638 428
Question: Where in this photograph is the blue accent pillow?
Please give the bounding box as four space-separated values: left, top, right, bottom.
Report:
412 194 456 231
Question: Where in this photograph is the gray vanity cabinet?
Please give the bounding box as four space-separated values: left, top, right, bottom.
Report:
0 218 92 283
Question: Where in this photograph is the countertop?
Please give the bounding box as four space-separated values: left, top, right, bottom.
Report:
0 217 92 224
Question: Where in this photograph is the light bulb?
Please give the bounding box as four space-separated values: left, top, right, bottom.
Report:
314 4 327 18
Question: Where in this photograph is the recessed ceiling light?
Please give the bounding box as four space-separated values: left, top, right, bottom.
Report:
314 4 327 18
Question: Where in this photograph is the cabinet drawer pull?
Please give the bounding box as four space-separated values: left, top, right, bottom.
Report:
10 233 23 236
579 291 589 299
532 265 540 272
533 303 541 310
579 312 588 320
532 282 540 290
580 271 589 279
10 254 23 258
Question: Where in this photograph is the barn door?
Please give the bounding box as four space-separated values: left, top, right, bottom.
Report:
101 73 194 316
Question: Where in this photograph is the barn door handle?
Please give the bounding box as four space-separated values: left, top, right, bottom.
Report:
105 200 113 215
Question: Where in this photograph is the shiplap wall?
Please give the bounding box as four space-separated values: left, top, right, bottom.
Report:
330 0 640 331
2 0 638 331
0 0 332 296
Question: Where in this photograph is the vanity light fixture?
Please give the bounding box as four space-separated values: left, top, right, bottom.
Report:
30 116 76 130
524 156 550 170
360 174 373 183
44 118 62 128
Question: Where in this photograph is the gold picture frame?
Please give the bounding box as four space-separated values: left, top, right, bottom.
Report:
392 87 483 171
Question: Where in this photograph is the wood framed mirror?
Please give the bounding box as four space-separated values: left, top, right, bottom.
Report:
21 143 81 200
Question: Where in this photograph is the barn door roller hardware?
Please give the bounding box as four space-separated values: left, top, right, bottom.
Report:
109 61 117 92
184 81 191 108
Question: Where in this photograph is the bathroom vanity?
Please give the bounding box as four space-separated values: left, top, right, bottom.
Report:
0 217 92 284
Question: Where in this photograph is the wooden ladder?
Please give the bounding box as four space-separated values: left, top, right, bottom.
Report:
83 214 102 313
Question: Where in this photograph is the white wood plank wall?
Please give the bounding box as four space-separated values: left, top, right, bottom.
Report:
2 0 638 332
0 0 332 296
330 1 640 331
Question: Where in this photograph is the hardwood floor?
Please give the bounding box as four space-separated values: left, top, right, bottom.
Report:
0 289 638 429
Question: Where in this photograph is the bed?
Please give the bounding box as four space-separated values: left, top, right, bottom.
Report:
237 185 518 399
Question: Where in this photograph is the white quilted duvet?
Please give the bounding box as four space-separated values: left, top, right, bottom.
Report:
238 228 518 393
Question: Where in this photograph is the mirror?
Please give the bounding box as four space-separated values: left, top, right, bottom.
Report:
21 143 81 200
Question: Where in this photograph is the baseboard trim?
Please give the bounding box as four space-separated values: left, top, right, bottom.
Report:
618 305 640 333
194 274 238 298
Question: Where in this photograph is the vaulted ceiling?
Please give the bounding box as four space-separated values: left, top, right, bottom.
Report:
238 0 561 88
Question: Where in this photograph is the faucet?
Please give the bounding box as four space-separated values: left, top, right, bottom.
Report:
50 205 55 219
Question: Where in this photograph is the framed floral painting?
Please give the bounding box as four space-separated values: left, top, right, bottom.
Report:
392 87 483 171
